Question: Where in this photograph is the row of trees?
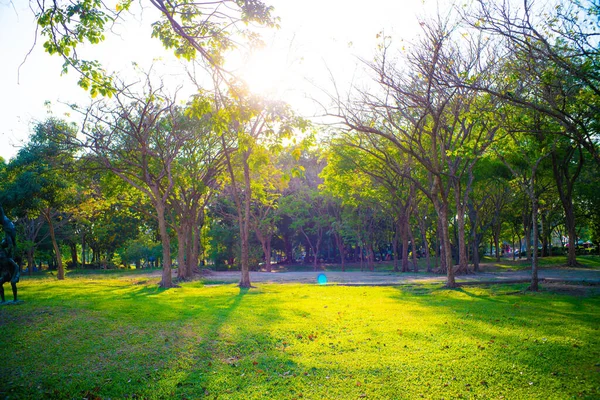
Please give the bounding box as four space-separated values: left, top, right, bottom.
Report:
1 0 598 290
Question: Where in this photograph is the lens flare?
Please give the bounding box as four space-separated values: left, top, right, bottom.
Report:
317 273 327 285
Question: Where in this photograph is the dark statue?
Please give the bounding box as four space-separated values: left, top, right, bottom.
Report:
0 205 20 304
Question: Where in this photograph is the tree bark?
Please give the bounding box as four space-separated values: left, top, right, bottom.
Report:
408 223 418 273
454 190 469 273
529 199 540 291
176 222 189 280
392 222 400 272
334 233 346 272
44 208 64 280
155 200 173 288
436 202 456 287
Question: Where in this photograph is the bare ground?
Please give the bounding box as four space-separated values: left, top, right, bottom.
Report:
187 267 600 287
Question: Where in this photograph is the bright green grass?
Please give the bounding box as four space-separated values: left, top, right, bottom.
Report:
1 276 599 399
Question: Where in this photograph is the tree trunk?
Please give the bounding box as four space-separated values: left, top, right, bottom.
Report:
81 230 86 268
69 242 78 268
176 224 189 281
313 232 322 272
523 206 532 261
472 232 482 273
494 232 501 262
454 199 469 273
530 199 540 291
44 209 64 280
257 232 273 272
192 213 204 271
417 216 432 272
400 216 409 272
335 233 346 272
408 223 418 273
155 201 173 288
265 237 272 272
27 248 35 276
437 202 456 287
367 243 374 272
392 224 400 272
552 147 583 268
437 217 443 271
239 153 253 288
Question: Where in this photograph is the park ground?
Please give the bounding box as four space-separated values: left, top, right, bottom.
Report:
1 256 599 399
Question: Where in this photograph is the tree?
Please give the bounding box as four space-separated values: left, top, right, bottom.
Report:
77 79 202 288
216 92 306 287
331 18 498 286
495 107 556 291
464 0 600 164
167 94 225 280
34 0 278 96
2 119 79 280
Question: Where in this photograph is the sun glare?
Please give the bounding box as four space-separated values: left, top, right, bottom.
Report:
239 47 293 97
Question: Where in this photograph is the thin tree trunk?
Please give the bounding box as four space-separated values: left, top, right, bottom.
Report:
44 209 64 280
392 222 400 272
335 233 346 272
417 215 432 272
530 199 540 291
408 223 418 273
27 248 35 276
400 215 409 272
454 197 469 273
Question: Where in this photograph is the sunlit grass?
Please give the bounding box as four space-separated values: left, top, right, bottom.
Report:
479 255 600 271
1 275 598 399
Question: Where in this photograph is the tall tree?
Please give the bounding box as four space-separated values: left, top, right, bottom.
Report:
216 92 306 287
2 119 79 280
331 18 498 286
77 79 200 288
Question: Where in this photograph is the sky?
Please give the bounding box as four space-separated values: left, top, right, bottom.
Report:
0 0 443 162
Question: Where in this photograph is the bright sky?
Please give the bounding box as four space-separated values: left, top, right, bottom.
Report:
0 0 443 162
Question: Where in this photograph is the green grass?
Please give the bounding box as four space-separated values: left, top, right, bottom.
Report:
1 275 599 399
479 255 600 271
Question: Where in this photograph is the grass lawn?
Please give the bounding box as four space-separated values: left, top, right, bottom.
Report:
475 255 600 272
1 273 599 399
266 255 600 273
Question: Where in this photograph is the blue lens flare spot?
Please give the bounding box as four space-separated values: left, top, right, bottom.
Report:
317 273 328 285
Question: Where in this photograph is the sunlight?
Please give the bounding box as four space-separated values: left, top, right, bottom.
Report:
238 46 292 97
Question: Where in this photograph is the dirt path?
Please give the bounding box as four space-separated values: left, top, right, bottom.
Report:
196 268 600 286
